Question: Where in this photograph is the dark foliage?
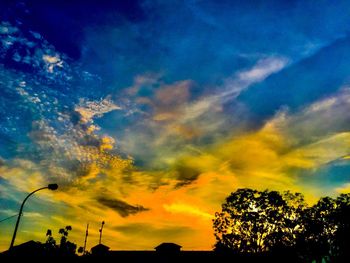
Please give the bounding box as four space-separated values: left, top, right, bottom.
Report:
43 225 77 257
213 188 350 262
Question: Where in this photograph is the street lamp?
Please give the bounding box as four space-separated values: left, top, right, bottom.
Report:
9 184 58 250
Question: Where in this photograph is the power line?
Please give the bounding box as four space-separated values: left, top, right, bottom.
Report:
0 214 18 223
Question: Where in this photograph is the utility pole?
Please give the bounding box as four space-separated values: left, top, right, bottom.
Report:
99 221 105 244
83 223 89 254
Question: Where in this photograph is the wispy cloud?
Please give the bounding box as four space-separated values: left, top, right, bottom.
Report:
118 56 288 169
182 56 289 122
23 212 43 218
163 203 214 219
97 197 149 217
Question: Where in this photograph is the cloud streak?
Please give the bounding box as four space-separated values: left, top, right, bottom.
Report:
181 56 289 122
97 197 149 217
116 56 288 171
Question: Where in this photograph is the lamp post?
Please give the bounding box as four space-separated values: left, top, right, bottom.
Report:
9 183 58 250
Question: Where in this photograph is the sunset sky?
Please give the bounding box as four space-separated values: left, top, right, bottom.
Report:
2 0 350 252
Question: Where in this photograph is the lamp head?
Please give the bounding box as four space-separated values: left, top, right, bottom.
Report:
48 184 58 190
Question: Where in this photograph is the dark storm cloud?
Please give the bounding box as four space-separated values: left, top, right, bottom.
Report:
114 223 193 238
97 197 149 217
174 163 201 188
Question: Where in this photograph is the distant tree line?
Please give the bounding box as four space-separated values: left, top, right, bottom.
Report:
213 188 350 262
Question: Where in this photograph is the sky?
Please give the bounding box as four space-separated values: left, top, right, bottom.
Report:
1 0 350 252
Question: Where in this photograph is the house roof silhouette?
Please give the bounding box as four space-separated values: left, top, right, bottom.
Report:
2 240 43 256
91 243 110 255
155 242 182 252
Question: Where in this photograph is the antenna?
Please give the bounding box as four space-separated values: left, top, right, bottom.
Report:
99 221 105 244
83 223 89 254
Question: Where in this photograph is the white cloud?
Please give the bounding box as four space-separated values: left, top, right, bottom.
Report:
273 87 350 143
238 57 288 83
0 209 17 217
42 54 64 73
220 56 288 100
182 56 288 122
75 96 122 123
23 212 43 218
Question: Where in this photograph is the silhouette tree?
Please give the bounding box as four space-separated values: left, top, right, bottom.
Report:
298 196 336 263
213 188 306 255
328 194 350 262
298 194 350 262
58 225 76 256
41 226 78 257
213 189 350 262
59 225 72 245
46 229 56 245
44 229 57 255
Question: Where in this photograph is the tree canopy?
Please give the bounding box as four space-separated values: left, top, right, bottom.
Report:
213 189 306 254
213 188 350 262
